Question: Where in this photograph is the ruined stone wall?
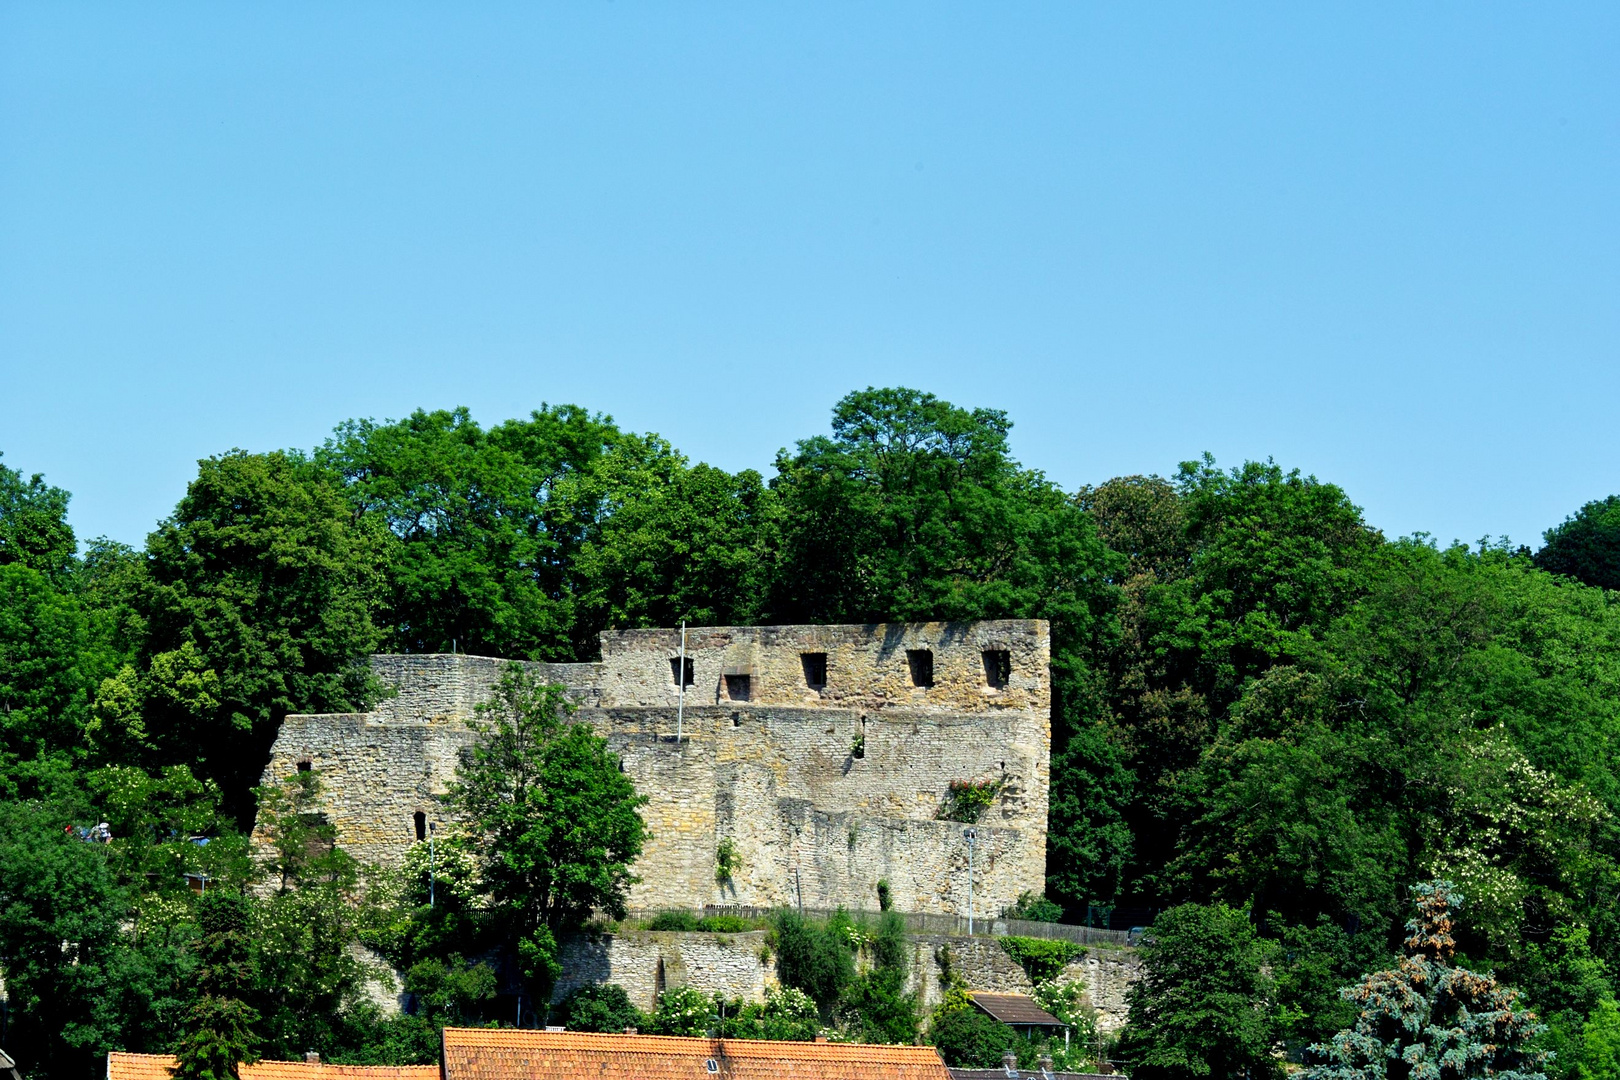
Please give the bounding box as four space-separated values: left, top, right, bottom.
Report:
553 931 776 1013
261 621 1049 915
596 621 1049 714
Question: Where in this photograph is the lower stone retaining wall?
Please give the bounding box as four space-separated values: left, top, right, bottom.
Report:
554 930 777 1013
551 929 1141 1032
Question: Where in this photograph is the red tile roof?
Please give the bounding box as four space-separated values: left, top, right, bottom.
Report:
440 1026 953 1080
107 1052 439 1080
968 994 1065 1027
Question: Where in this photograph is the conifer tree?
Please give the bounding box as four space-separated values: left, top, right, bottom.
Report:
1306 881 1548 1080
171 892 261 1080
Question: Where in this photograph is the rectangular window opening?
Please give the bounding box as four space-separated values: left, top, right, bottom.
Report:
907 649 934 688
983 650 1011 689
413 811 427 842
724 674 751 702
801 652 828 689
669 657 695 687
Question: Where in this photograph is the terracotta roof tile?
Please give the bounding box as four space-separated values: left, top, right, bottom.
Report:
968 994 1065 1027
441 1026 952 1080
108 1051 439 1080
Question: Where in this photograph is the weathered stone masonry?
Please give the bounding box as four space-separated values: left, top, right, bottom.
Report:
261 620 1050 917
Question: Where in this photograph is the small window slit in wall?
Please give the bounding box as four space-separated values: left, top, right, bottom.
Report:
669 657 695 687
801 652 827 689
983 650 1011 689
296 760 312 773
907 649 934 688
413 811 426 842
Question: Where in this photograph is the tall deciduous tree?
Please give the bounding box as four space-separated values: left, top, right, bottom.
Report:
447 664 646 999
1537 496 1620 593
130 450 386 822
1116 902 1281 1080
0 453 77 583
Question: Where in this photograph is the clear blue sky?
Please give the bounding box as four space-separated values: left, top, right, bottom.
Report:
2 3 1615 550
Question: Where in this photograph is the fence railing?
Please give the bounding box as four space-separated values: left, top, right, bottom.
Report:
621 905 1133 946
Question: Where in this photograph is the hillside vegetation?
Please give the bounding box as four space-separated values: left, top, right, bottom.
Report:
2 386 1618 1077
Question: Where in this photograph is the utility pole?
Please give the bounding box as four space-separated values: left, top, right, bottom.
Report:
963 827 978 934
676 621 686 743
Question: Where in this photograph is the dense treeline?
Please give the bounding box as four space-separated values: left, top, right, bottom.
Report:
2 387 1619 1078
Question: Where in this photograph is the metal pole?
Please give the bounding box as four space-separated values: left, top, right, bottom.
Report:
964 827 977 934
676 621 686 743
429 822 436 908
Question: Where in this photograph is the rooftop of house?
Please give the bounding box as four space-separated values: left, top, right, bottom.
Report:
968 993 1066 1028
440 1026 954 1080
106 1052 438 1080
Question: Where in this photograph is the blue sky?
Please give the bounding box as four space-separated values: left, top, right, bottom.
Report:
2 3 1615 550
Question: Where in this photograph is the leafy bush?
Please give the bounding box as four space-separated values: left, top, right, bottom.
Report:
647 910 701 931
717 987 821 1041
696 914 753 933
930 1001 1014 1067
937 778 1004 823
772 909 854 1011
555 983 644 1033
646 986 715 1036
999 936 1084 984
1002 891 1063 923
715 837 739 883
842 912 918 1044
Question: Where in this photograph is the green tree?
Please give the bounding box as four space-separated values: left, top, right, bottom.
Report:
1537 496 1620 593
316 406 630 660
130 450 386 822
928 990 1015 1069
1306 881 1548 1080
0 798 143 1078
447 663 646 1000
1116 902 1280 1080
0 453 77 582
172 891 262 1080
771 909 854 1013
1576 997 1620 1080
842 911 918 1044
554 984 644 1033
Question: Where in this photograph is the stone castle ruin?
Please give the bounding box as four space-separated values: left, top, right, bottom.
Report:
263 619 1051 917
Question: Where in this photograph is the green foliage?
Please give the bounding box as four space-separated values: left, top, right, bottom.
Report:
715 836 739 882
929 993 1014 1069
937 777 1003 823
876 879 892 911
0 798 154 1078
1116 902 1281 1080
447 663 647 998
172 891 261 1080
555 983 644 1033
1001 891 1064 923
998 936 1084 984
1537 495 1620 592
696 914 753 933
841 912 918 1044
1306 882 1549 1080
646 985 715 1036
1576 997 1620 1080
129 450 387 822
771 908 855 1011
646 910 700 931
400 955 497 1025
0 453 77 582
717 987 821 1041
